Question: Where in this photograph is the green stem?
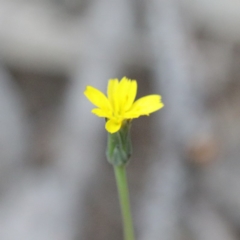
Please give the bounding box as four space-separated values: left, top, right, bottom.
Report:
114 165 135 240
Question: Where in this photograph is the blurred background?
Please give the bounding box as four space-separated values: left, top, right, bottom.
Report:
1 0 240 239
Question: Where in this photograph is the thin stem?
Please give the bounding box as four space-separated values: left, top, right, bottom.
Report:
114 165 135 240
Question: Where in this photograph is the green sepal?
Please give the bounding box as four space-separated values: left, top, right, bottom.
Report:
106 120 132 166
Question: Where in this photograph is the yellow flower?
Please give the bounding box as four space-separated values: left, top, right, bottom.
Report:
84 77 164 133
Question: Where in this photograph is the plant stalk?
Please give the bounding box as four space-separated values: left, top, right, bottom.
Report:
114 165 135 240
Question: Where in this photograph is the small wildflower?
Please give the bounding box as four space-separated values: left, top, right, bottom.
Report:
84 77 164 133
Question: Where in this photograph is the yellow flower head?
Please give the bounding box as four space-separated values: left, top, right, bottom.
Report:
84 77 164 133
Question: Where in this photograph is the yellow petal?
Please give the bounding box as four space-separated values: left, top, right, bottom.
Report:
105 119 122 133
107 79 119 102
124 79 137 111
107 79 119 110
115 77 137 113
92 108 111 118
116 77 130 112
125 95 164 118
84 86 112 111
